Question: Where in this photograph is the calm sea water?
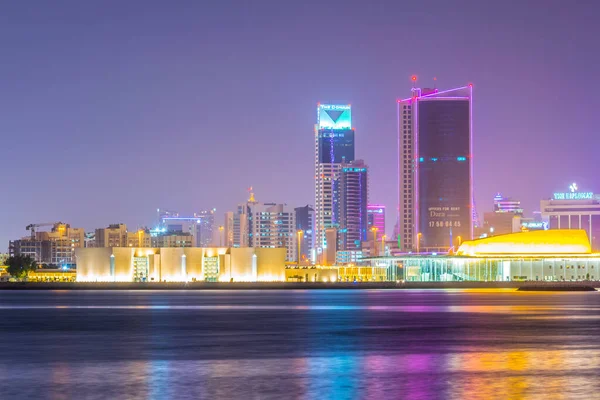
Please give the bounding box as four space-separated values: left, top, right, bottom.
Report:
0 289 598 399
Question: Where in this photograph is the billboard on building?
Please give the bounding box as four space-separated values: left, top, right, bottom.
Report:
417 99 471 248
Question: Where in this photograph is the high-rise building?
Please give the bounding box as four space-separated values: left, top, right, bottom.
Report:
225 192 297 261
195 209 215 247
223 211 235 247
336 160 368 251
295 205 315 263
158 209 216 247
493 193 523 215
248 202 297 262
315 104 354 253
367 204 386 240
398 85 473 251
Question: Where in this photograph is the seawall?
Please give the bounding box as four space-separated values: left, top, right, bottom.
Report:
0 281 599 290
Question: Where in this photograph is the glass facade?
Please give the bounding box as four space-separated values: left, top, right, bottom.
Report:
203 256 219 282
395 256 600 282
418 99 470 248
335 162 368 250
367 205 386 240
317 130 355 164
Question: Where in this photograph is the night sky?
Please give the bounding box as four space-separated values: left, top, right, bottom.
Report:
1 0 599 250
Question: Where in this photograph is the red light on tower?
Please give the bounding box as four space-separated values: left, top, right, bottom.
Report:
411 75 417 82
468 83 474 88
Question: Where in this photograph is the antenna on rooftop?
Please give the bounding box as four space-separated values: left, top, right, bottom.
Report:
433 76 437 90
247 186 256 203
411 75 417 88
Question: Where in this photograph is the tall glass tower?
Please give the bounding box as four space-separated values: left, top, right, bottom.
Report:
397 85 473 252
336 160 368 251
314 104 354 254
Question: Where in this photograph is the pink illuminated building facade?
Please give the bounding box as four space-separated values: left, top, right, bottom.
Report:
367 204 386 240
397 85 473 252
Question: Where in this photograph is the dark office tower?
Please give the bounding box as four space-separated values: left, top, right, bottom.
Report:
397 85 473 251
336 160 368 251
314 104 354 253
295 205 315 263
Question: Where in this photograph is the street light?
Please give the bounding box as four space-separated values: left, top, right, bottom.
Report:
297 230 303 265
457 235 462 247
219 226 224 247
417 232 422 254
381 234 387 255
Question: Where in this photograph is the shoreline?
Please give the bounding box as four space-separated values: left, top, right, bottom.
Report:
0 281 598 290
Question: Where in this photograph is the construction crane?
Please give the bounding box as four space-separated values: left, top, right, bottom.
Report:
25 222 63 239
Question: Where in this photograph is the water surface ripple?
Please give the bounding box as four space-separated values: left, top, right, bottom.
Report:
0 289 598 399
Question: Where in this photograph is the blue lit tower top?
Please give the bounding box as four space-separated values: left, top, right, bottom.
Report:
315 103 355 252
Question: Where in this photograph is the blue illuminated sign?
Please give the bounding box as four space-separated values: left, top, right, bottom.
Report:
553 192 593 200
554 183 593 200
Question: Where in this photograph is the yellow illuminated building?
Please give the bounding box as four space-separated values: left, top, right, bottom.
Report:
75 247 286 282
337 265 388 282
285 266 338 282
284 264 388 282
370 230 600 282
27 269 76 282
456 229 591 256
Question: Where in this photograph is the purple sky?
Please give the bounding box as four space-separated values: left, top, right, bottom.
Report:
1 0 599 250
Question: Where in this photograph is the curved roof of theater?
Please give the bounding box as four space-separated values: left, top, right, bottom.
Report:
456 230 591 256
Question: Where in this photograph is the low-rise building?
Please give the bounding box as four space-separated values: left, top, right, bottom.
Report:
95 224 128 248
27 269 76 282
126 230 152 247
9 223 84 267
75 247 286 282
369 230 600 282
540 185 600 251
336 250 363 265
151 232 193 248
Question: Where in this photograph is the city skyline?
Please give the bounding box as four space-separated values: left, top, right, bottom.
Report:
1 1 599 251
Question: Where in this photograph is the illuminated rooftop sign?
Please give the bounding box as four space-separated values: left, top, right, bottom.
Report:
521 221 548 230
553 183 593 200
318 104 351 130
553 192 593 200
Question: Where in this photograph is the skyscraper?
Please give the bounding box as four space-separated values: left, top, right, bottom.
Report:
336 160 368 250
367 204 386 240
295 205 315 263
314 104 354 253
223 208 248 248
194 209 215 247
398 85 473 251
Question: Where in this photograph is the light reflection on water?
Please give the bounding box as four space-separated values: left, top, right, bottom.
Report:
0 290 598 399
0 352 595 399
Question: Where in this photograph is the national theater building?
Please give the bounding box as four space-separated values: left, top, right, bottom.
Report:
368 230 600 282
